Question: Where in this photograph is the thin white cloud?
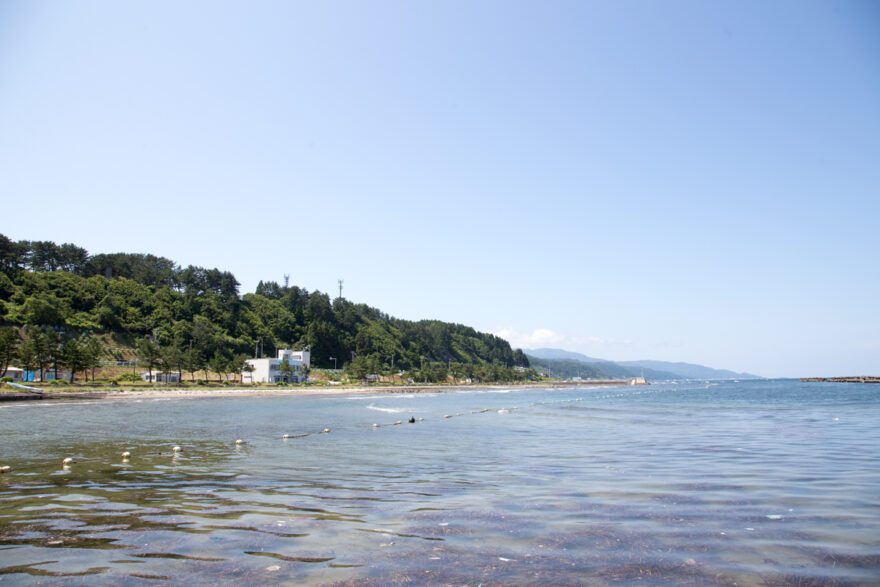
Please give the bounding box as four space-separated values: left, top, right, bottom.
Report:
493 327 632 350
494 327 563 349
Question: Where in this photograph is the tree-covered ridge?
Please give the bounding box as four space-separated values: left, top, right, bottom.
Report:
0 234 530 382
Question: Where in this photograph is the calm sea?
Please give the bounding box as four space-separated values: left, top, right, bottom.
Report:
0 379 878 585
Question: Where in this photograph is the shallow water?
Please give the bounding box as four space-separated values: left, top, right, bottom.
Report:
1 380 878 585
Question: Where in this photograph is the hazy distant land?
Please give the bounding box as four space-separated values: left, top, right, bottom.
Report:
526 348 761 381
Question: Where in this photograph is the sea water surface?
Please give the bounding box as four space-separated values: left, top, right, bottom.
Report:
0 379 878 585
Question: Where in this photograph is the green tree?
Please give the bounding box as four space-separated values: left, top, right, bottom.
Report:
0 234 26 276
0 327 20 377
345 355 369 381
182 345 202 382
137 337 162 382
231 354 254 383
83 338 102 381
61 337 89 382
277 358 295 382
162 343 185 383
21 294 68 327
208 351 230 383
20 326 51 381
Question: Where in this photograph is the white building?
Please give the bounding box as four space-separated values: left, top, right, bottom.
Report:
242 349 310 384
140 371 181 383
2 367 24 382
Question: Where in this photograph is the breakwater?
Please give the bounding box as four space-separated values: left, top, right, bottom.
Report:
800 376 880 383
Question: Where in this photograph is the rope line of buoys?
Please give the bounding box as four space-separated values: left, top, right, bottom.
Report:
0 385 689 476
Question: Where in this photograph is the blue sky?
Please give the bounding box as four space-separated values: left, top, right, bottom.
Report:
1 1 878 377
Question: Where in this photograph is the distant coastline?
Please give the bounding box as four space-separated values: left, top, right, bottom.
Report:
800 376 880 383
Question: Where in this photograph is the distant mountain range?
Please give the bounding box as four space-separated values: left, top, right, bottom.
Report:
525 348 761 381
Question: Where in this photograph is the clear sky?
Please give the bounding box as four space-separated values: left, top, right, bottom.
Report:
1 1 878 378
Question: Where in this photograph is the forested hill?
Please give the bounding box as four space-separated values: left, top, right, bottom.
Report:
0 234 529 379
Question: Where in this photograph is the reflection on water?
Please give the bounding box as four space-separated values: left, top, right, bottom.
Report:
1 380 879 585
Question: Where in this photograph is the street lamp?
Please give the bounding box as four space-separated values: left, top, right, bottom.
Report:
329 356 337 370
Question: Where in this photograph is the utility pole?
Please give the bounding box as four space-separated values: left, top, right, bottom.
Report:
338 279 344 299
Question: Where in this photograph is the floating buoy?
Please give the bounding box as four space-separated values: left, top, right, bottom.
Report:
282 434 290 439
121 451 131 459
62 457 74 466
418 417 424 422
372 423 380 428
172 446 182 453
0 466 10 473
322 428 331 434
444 415 451 419
394 421 402 425
235 439 245 445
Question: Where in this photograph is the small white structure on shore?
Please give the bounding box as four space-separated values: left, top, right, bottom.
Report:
242 349 310 384
140 371 181 383
2 368 24 382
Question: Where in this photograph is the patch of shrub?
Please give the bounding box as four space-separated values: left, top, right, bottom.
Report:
115 372 141 383
0 376 12 383
196 379 207 386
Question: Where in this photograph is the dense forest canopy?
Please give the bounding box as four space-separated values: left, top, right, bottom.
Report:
0 234 530 381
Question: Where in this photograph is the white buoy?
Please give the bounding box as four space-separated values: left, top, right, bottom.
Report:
372 423 380 428
235 439 245 445
121 451 131 459
282 434 290 439
418 417 424 422
0 465 10 473
62 457 74 465
322 428 331 434
394 421 402 425
172 446 182 453
444 414 451 418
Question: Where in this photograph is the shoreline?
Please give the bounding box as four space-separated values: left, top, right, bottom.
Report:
1 379 638 402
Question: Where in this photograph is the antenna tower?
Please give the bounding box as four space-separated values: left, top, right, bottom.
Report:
283 274 290 288
338 279 344 299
